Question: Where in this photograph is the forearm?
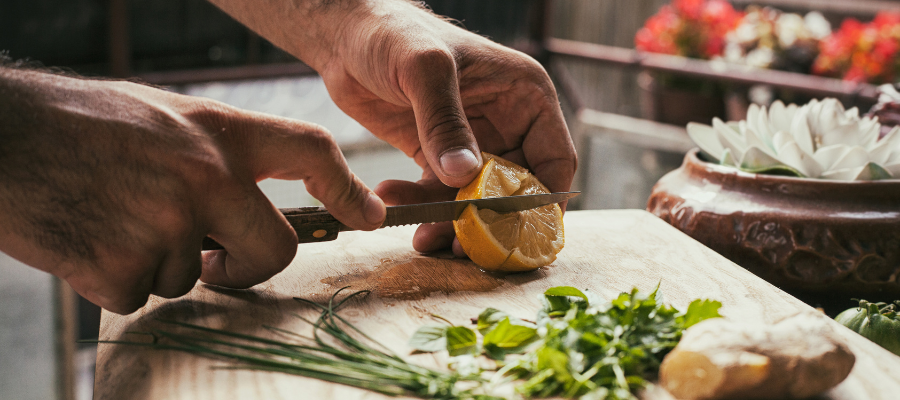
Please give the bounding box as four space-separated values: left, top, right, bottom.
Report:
0 68 106 271
204 0 432 71
0 68 171 268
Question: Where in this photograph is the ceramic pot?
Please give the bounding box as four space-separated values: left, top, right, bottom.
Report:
647 149 900 298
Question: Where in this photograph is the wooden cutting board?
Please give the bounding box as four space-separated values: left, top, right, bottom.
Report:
94 210 900 399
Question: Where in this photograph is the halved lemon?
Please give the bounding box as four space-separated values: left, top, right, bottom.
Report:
453 153 564 272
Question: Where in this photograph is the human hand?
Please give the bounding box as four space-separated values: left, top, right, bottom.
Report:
318 1 577 254
205 0 576 253
0 69 385 314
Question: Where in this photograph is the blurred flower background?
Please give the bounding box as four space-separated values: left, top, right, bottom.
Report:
636 0 900 85
635 0 743 59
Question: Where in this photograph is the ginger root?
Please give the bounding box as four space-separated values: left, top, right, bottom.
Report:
660 311 855 400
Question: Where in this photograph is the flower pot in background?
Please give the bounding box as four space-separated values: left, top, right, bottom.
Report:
647 150 900 306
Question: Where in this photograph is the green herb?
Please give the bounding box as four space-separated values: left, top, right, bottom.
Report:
476 308 511 334
98 288 490 399
408 324 449 353
482 317 538 360
446 326 479 356
412 284 722 400
100 285 720 400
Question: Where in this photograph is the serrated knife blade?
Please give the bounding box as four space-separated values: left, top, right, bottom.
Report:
375 191 580 229
200 192 579 250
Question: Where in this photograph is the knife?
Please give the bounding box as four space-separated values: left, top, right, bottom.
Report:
201 191 580 250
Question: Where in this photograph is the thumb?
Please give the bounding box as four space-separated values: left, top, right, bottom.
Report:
401 48 482 187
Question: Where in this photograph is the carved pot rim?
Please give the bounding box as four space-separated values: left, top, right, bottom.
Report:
683 149 900 201
686 148 900 185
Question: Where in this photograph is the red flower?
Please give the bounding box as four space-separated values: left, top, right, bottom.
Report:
674 0 704 21
813 12 900 83
636 0 743 60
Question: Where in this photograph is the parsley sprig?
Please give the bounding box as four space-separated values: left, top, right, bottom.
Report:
409 285 722 399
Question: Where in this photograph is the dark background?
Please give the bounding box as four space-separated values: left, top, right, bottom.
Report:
1 0 538 77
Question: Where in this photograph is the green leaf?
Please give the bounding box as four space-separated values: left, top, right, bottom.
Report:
544 286 589 304
408 324 447 353
544 286 590 313
446 326 478 356
476 308 509 335
482 317 538 360
681 299 723 329
536 346 572 383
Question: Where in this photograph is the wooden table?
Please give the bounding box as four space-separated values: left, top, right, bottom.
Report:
94 210 900 399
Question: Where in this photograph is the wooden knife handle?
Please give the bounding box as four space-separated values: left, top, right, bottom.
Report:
200 207 344 251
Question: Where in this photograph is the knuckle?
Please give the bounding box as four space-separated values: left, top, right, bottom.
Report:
301 124 340 154
97 285 151 315
407 46 456 74
177 99 236 129
154 275 199 299
423 104 468 140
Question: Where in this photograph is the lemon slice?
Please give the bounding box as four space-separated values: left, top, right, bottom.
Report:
453 153 564 271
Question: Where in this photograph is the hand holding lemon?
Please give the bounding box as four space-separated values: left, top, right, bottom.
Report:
454 153 565 272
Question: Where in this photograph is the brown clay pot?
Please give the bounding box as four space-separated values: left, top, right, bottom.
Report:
647 149 900 299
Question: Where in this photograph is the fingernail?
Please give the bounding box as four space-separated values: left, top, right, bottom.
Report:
364 192 386 226
439 148 479 177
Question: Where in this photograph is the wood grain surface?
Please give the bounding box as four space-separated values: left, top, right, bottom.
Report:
94 210 900 400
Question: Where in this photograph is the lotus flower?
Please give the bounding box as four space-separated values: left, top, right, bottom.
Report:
688 98 900 180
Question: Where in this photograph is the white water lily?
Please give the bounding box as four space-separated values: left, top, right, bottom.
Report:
688 98 900 180
878 83 900 104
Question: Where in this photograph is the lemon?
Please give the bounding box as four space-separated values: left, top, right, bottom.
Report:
454 153 564 271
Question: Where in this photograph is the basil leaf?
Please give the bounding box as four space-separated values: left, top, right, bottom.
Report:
446 326 478 356
476 308 509 335
408 324 447 353
544 286 590 314
544 286 589 304
482 317 538 360
680 299 723 329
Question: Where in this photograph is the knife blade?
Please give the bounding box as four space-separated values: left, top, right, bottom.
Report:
201 191 579 250
378 191 579 229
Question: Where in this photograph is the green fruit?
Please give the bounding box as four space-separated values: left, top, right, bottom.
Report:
835 300 900 356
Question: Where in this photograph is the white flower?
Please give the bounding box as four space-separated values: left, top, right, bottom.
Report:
776 13 805 48
745 47 775 69
878 83 900 104
804 11 832 40
688 99 900 180
718 8 831 69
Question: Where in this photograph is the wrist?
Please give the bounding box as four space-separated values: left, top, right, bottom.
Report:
322 0 466 73
204 0 376 72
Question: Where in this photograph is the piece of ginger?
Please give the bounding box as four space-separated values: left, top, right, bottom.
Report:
660 311 855 400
